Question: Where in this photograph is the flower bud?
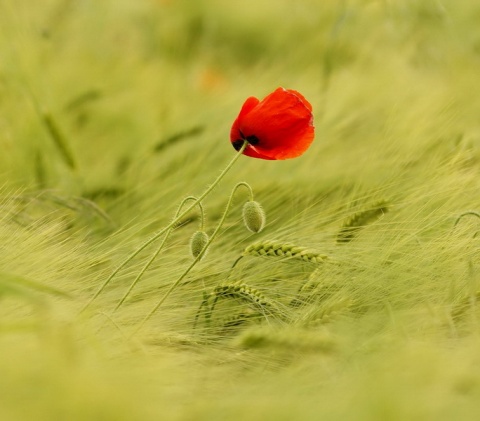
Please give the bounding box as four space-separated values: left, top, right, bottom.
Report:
190 230 209 259
242 201 266 233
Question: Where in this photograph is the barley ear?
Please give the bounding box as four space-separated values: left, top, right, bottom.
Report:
243 240 328 264
337 199 389 243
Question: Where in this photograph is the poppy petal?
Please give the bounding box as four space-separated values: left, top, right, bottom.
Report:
287 89 313 113
230 96 260 145
241 144 275 160
230 87 314 160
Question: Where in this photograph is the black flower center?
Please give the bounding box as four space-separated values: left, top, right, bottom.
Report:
232 139 244 151
233 131 260 151
245 135 260 145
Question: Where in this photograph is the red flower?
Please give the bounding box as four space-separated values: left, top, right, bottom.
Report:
230 87 315 160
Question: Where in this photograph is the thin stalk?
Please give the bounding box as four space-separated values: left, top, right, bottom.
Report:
110 197 200 314
80 142 247 314
236 181 254 201
131 181 251 336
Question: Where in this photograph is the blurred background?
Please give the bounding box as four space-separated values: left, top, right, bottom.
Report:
2 1 480 420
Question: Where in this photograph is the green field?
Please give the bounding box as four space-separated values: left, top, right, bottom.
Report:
2 0 480 419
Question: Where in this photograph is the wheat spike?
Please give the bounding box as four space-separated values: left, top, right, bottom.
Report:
243 240 328 264
195 280 286 329
213 309 260 331
302 296 354 326
337 199 389 243
212 281 273 311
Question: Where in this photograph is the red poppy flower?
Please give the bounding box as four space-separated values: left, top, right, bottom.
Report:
230 87 315 160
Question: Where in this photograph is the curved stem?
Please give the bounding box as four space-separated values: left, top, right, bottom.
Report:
131 181 251 336
228 255 244 275
80 142 247 314
111 196 200 314
235 181 254 201
453 211 480 230
196 200 206 231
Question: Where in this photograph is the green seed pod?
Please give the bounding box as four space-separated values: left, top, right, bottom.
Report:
190 230 209 259
242 201 266 233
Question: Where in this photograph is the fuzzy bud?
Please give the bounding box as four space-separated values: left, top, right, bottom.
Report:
242 201 266 233
190 230 209 259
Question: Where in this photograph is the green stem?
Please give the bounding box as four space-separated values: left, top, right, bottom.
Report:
131 181 251 336
236 181 254 201
229 255 244 273
110 196 200 314
453 211 480 230
80 142 247 314
196 200 206 231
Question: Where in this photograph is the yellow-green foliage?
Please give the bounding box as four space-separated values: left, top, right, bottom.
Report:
2 0 480 420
